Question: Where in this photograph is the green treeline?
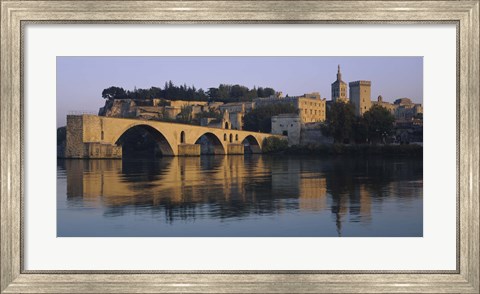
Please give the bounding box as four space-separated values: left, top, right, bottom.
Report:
243 103 297 133
322 102 396 144
101 81 276 103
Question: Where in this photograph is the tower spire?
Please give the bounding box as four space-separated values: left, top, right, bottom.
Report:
337 64 342 81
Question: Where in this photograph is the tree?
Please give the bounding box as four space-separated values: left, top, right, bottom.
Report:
101 83 273 103
362 104 395 144
207 87 219 101
243 103 297 133
324 101 356 143
101 86 127 100
263 87 275 97
206 84 276 103
256 87 265 98
262 137 288 153
57 126 66 145
353 117 368 144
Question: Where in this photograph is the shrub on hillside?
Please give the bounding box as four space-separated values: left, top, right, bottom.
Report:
262 137 288 153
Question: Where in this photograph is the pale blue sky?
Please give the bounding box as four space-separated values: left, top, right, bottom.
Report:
57 56 423 127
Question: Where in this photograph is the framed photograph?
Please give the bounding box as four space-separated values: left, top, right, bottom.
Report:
1 0 478 293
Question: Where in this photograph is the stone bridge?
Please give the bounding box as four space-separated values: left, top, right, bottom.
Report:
65 115 284 158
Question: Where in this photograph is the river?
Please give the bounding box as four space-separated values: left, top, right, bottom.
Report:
57 155 422 237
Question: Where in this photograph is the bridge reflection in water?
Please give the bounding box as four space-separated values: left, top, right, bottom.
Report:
58 156 423 237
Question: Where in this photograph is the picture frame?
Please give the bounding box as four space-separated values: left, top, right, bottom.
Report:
1 0 478 292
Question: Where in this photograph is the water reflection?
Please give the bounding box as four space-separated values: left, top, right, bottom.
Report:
57 156 422 237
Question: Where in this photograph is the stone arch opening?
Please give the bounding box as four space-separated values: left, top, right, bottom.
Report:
229 134 233 143
180 131 185 143
235 134 239 141
115 125 174 158
242 135 261 154
224 122 229 129
195 132 226 155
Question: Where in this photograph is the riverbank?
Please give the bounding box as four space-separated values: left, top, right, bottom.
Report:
281 143 423 157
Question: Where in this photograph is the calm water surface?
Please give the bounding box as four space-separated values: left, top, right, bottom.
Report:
57 156 422 237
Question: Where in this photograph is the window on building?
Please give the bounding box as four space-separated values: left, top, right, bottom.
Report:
282 130 288 136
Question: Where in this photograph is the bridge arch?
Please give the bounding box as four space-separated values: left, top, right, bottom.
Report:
241 135 261 154
114 124 175 157
194 132 226 155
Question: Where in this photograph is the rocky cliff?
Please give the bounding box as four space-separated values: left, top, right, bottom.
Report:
98 99 138 118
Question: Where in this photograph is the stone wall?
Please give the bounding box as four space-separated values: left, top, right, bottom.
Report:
271 114 301 146
178 144 201 156
65 115 84 158
300 127 334 145
66 115 122 159
85 143 122 159
227 144 244 155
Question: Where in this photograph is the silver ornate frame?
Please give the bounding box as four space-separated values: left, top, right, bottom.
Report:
1 1 478 293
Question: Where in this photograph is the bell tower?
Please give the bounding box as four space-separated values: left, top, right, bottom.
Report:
331 65 348 103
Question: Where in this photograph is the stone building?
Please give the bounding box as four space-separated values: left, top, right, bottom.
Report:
393 98 423 121
371 95 396 114
271 113 301 145
371 96 423 122
99 98 213 121
349 80 372 116
226 111 243 130
255 93 326 124
331 65 348 103
296 93 327 123
218 102 255 130
219 102 255 113
200 109 233 129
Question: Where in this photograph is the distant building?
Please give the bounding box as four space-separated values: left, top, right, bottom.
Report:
255 93 326 124
99 98 213 121
331 65 348 103
200 109 233 129
349 80 372 116
219 102 254 113
371 95 396 114
393 98 423 121
371 96 423 122
216 102 255 130
271 113 301 145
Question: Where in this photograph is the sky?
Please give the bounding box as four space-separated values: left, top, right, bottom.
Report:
56 56 423 127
